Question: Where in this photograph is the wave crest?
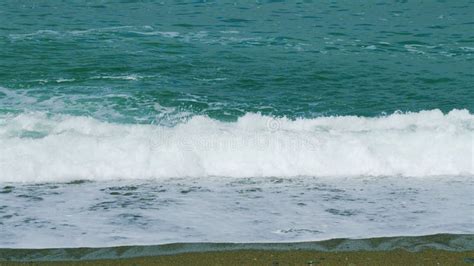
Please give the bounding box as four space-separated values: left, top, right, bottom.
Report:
0 109 472 182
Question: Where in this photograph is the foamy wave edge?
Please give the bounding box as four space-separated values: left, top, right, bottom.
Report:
0 109 472 182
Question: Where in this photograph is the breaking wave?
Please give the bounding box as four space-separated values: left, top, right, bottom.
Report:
0 109 472 182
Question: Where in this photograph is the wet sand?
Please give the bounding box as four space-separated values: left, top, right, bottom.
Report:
1 234 473 265
2 249 473 266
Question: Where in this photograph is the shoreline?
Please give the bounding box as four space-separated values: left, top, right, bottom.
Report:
1 250 473 266
1 234 473 265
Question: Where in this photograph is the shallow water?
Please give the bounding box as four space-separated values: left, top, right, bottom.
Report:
1 176 472 248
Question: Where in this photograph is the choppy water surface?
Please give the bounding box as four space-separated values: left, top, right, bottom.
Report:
1 1 473 122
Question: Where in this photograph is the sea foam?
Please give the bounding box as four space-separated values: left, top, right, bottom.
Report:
0 109 472 182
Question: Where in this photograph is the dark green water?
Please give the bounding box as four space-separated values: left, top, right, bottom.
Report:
1 1 473 123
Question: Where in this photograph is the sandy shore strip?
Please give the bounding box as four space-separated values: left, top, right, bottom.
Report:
1 249 473 266
1 234 473 265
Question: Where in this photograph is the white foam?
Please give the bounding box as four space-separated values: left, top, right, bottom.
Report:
90 74 141 81
0 109 472 182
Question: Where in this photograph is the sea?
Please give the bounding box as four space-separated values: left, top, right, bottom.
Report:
0 1 473 248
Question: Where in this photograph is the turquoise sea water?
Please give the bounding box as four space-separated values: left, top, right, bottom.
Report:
1 1 473 122
0 1 473 248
